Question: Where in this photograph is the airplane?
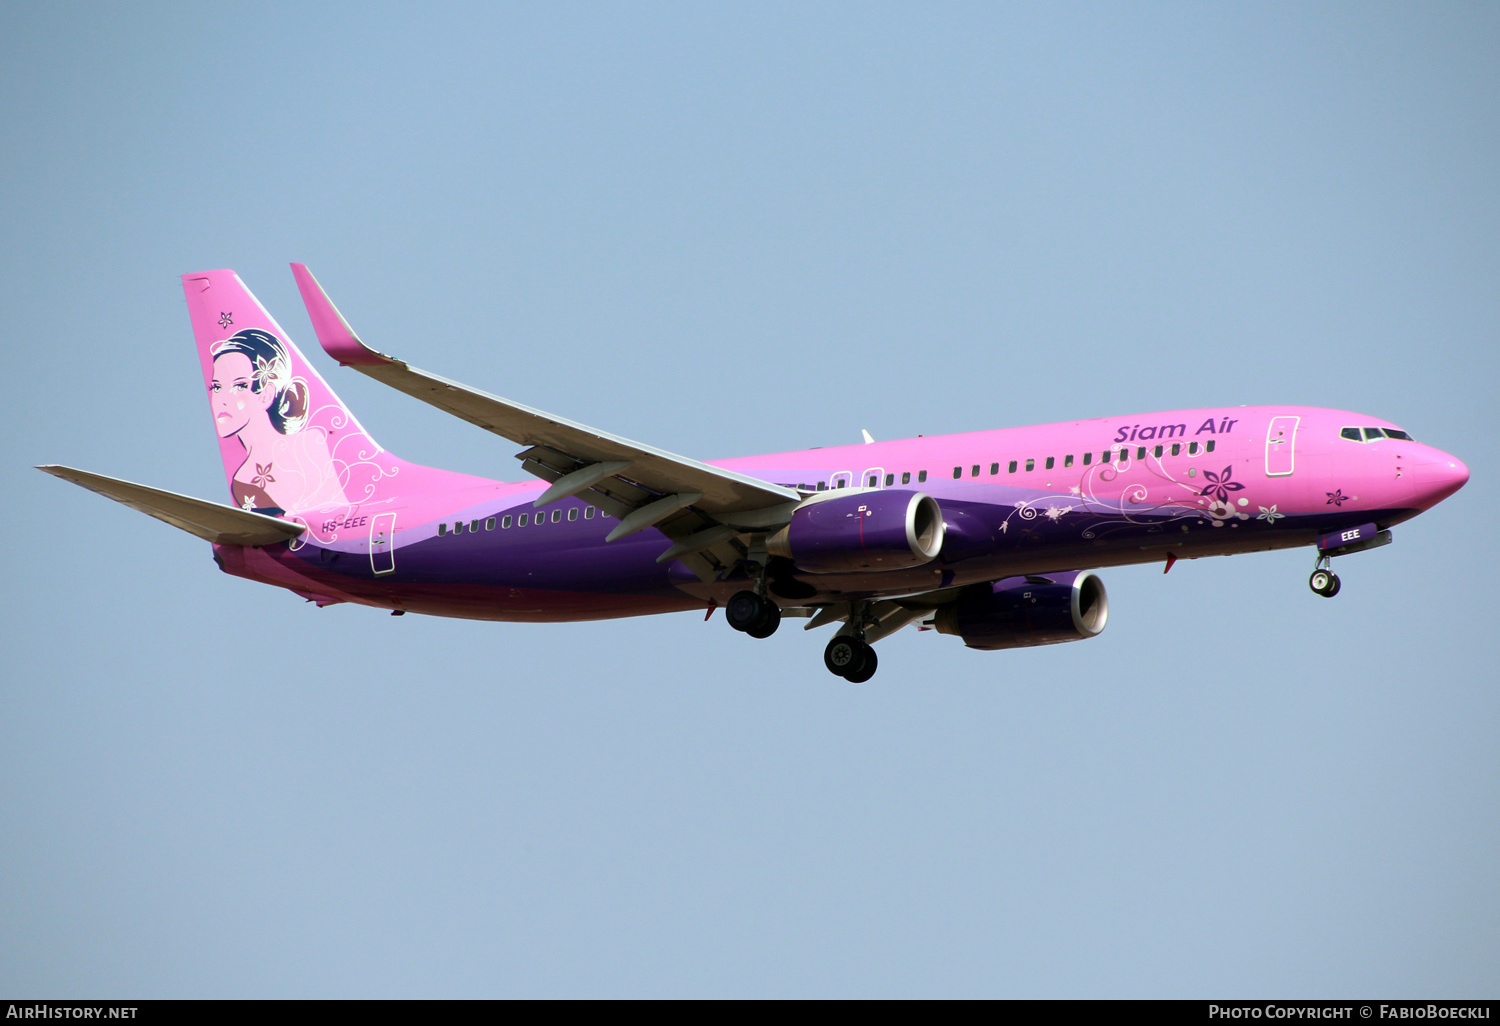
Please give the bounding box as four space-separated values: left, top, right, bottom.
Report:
39 266 1470 683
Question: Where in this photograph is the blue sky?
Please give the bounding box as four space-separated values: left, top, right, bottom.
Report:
1 2 1496 997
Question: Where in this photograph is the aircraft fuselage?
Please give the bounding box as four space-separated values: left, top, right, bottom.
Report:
214 404 1467 621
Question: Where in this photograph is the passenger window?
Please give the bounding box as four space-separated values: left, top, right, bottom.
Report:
1082 452 1092 465
1101 450 1111 463
1137 447 1147 460
1008 461 1018 473
918 470 927 483
1045 456 1055 470
547 510 557 523
438 522 447 536
971 465 980 477
901 472 911 485
1171 443 1180 456
952 466 962 479
989 462 999 475
584 507 595 519
1153 445 1163 458
1064 454 1074 468
454 521 464 534
817 481 826 491
486 517 495 531
502 515 513 529
885 474 895 486
471 519 481 533
1025 459 1035 472
568 507 578 521
518 513 528 526
1205 439 1216 453
535 515 545 527
1188 441 1198 454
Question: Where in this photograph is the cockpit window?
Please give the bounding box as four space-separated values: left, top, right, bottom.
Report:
1342 426 1415 443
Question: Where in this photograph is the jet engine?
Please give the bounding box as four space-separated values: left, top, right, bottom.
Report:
934 571 1108 650
766 491 945 574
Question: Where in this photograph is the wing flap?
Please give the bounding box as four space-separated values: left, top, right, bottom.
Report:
38 466 305 547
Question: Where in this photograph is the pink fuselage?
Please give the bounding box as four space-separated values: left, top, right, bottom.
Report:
214 405 1469 621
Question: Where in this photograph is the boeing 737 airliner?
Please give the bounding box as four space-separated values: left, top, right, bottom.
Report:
40 266 1469 681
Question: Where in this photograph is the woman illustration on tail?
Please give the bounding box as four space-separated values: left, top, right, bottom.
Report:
209 329 349 515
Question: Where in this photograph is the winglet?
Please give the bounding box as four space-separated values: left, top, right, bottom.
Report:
290 263 394 367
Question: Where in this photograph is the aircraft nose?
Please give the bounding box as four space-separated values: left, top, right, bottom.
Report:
1407 450 1469 509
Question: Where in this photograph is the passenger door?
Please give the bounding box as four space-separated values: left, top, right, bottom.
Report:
1265 416 1299 477
369 511 397 575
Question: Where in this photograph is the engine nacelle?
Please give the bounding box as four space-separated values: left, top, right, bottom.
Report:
934 571 1108 650
766 491 945 574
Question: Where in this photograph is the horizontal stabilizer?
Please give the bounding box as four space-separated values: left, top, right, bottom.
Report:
37 466 305 547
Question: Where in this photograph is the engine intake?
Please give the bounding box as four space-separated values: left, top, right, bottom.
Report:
934 571 1108 650
767 491 945 574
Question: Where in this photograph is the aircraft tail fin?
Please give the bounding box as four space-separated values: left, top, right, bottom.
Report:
182 270 386 517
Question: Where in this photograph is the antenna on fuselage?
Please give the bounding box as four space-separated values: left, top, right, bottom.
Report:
861 429 875 444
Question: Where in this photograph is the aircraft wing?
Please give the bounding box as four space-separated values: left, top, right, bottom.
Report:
38 466 306 547
291 264 801 580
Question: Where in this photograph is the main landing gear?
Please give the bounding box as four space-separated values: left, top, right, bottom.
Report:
727 588 881 682
824 635 877 684
725 590 781 638
821 599 880 683
726 586 882 682
1309 555 1341 598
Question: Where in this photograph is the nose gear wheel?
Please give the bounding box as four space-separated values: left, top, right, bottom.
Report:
1309 553 1341 597
1309 569 1341 597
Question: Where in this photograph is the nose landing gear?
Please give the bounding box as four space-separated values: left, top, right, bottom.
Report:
1309 556 1341 598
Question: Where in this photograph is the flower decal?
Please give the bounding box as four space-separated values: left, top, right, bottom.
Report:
1326 489 1347 507
252 462 276 490
1257 504 1284 523
1044 504 1072 521
1206 499 1234 519
1199 466 1246 504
